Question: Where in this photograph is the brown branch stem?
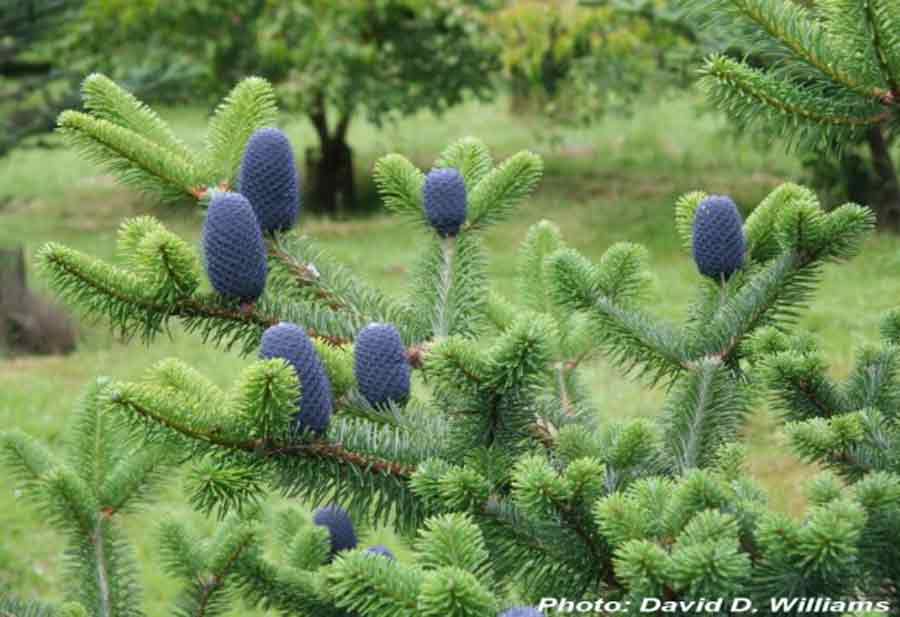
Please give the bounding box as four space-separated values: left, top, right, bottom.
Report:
113 394 414 480
46 251 349 347
195 533 254 617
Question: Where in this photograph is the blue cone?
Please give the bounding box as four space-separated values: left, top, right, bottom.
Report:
313 505 357 556
239 127 301 234
365 545 396 560
692 195 745 281
354 323 411 409
423 168 467 237
202 191 268 302
260 322 333 435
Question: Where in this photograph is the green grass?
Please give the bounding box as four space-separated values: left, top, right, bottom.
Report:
2 90 899 612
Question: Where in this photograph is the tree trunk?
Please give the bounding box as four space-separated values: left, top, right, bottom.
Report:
0 247 25 280
866 125 900 230
306 136 356 215
0 246 77 355
306 108 356 215
0 247 26 306
0 247 27 351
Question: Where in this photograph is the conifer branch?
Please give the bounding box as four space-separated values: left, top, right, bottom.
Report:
3 382 154 617
570 293 691 384
271 441 417 479
81 73 195 164
107 384 415 476
691 0 900 160
373 154 427 225
191 532 254 617
328 552 422 616
0 598 77 617
434 236 455 339
268 242 350 312
662 360 753 472
435 137 494 188
39 243 349 351
818 0 887 94
57 111 202 203
702 57 889 130
0 430 57 488
232 553 341 617
410 233 487 342
556 362 575 417
543 490 605 574
698 202 873 363
870 0 900 88
549 246 686 383
479 499 618 596
466 151 543 230
268 236 418 348
696 250 805 362
762 350 847 422
866 0 900 95
695 0 888 99
204 77 278 187
91 519 113 617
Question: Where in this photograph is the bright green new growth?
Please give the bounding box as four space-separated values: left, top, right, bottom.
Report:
8 75 900 616
57 74 277 204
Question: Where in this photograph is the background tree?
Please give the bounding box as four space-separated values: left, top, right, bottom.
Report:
490 0 699 128
103 0 501 214
1 0 84 157
0 0 204 158
685 0 900 229
254 0 500 214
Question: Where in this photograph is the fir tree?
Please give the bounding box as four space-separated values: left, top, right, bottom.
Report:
684 0 900 228
4 74 900 616
0 0 83 157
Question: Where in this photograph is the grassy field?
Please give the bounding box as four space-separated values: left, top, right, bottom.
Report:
2 91 900 613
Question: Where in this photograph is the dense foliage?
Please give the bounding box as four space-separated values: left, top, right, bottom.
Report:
491 0 698 126
686 0 900 229
2 75 899 616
